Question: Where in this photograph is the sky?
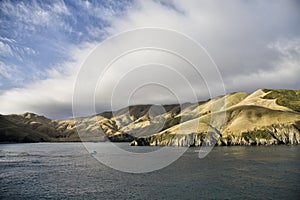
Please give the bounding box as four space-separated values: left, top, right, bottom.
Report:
0 0 300 119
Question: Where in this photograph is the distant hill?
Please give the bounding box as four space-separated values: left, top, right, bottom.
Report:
1 89 300 146
0 113 80 143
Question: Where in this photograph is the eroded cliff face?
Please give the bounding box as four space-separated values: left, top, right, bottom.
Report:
130 89 300 147
133 123 300 147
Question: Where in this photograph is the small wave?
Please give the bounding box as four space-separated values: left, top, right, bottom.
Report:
18 152 31 156
0 151 31 157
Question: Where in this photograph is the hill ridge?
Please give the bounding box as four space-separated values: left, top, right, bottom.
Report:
1 89 299 145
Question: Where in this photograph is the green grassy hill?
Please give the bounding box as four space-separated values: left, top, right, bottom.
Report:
262 89 300 112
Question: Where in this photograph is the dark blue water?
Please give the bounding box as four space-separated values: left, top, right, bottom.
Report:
0 143 299 199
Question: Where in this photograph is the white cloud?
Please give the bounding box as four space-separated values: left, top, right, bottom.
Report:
0 0 71 31
104 0 300 94
0 40 36 62
0 41 13 57
51 0 70 15
2 1 49 26
226 37 300 92
86 26 108 39
0 62 19 79
0 42 97 118
0 0 299 118
0 37 16 43
268 38 300 58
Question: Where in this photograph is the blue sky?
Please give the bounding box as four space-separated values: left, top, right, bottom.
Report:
0 0 300 119
0 0 131 91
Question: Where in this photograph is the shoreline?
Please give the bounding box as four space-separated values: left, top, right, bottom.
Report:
0 141 299 147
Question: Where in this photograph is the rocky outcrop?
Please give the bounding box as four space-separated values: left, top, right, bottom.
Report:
108 133 135 142
130 138 150 146
132 123 300 146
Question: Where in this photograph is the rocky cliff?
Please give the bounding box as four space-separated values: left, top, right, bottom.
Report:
133 123 300 147
131 89 300 146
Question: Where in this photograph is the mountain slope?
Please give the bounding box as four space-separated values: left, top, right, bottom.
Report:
131 89 300 146
0 115 50 142
0 89 299 145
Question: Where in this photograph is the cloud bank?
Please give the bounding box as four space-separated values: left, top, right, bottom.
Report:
0 0 299 119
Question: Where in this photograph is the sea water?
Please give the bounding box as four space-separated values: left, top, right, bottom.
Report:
0 143 299 199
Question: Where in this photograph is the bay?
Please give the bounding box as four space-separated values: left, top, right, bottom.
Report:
0 143 299 199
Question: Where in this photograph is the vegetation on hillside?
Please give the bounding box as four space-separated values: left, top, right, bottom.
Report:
262 89 300 112
294 121 300 131
241 129 274 141
162 117 181 131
